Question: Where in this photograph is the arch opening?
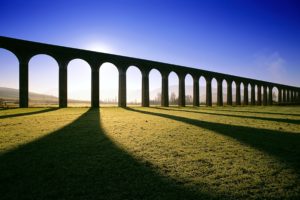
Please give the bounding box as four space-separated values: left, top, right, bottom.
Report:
68 59 91 107
232 81 237 105
149 68 162 106
273 87 279 103
255 85 258 103
247 84 251 103
222 79 227 104
185 74 193 106
29 54 59 107
240 82 245 104
100 62 118 107
0 48 19 107
211 78 217 105
169 71 179 105
199 76 206 106
126 66 141 106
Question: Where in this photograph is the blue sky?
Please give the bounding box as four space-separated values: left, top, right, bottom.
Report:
0 0 300 101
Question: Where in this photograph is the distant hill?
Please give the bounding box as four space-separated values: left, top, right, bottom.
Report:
0 87 89 105
0 87 58 101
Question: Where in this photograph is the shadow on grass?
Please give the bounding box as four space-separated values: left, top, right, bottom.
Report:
0 108 60 119
153 107 300 125
0 108 213 200
201 107 300 117
126 108 300 173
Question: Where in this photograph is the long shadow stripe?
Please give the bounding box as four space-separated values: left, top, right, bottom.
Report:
126 107 300 174
153 107 300 125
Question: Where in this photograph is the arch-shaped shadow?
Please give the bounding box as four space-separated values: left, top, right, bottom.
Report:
0 108 213 199
126 108 300 174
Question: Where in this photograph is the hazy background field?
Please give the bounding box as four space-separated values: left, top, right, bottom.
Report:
0 86 279 108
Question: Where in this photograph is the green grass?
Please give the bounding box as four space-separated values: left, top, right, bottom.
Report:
0 106 300 199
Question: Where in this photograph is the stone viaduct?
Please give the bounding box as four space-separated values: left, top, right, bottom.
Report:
1 36 300 108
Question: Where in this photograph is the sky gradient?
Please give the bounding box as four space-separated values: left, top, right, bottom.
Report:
0 0 300 101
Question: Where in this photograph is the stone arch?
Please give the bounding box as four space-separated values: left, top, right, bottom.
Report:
272 86 279 103
168 71 179 105
149 68 162 106
99 62 118 106
222 79 228 104
28 54 59 107
240 82 245 104
211 77 217 105
0 48 19 107
126 65 142 105
199 76 206 105
185 73 193 105
232 80 240 105
251 84 258 105
255 85 258 101
247 83 251 104
0 47 19 63
67 58 91 106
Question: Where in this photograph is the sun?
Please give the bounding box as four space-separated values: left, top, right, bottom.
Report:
85 42 113 53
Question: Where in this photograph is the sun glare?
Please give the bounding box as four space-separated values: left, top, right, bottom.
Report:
85 42 113 53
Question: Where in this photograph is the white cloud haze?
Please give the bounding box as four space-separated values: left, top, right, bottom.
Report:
253 50 287 83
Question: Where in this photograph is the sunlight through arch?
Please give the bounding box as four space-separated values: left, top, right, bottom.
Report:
247 84 251 103
68 59 91 106
149 68 161 106
199 76 206 105
211 78 217 105
0 48 19 107
29 54 58 107
232 81 237 105
267 87 270 104
169 71 179 105
255 85 258 102
273 87 279 103
223 79 228 104
240 82 245 104
127 66 141 105
99 62 118 106
185 74 193 105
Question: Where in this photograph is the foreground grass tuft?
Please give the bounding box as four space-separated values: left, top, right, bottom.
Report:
1 106 300 199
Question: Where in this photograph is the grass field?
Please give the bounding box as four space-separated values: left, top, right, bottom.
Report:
0 106 300 199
